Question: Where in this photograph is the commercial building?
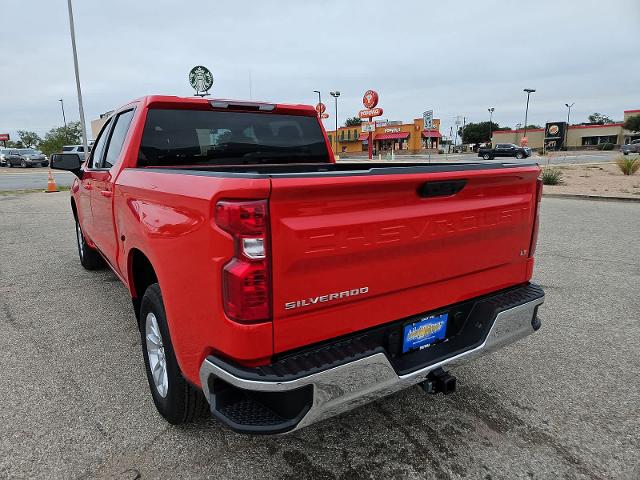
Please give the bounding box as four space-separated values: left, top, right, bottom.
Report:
491 109 640 149
326 117 441 155
90 110 113 139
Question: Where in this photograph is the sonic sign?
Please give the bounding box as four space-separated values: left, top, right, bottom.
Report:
359 90 383 159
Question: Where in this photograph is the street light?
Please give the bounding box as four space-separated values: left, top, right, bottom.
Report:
313 90 321 116
488 107 495 146
330 91 340 155
66 0 89 155
565 103 574 150
522 88 536 143
58 99 68 144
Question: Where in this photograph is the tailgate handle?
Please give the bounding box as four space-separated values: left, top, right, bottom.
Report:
418 180 466 198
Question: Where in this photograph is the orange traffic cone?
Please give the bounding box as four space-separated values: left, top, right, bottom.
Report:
45 169 59 193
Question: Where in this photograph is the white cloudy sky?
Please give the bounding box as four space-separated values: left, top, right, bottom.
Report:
1 0 638 140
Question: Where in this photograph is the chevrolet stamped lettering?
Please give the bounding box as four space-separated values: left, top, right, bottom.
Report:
285 287 369 310
302 206 530 254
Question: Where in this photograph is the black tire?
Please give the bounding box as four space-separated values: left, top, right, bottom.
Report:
623 151 629 155
516 153 524 159
20 159 27 168
140 283 208 424
75 219 104 270
483 153 491 160
6 160 11 168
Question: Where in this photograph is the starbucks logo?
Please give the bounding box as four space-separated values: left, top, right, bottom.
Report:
189 66 214 96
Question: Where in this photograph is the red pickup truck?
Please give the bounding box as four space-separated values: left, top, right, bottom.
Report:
52 95 545 434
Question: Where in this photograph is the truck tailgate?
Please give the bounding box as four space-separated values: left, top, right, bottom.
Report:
268 165 539 353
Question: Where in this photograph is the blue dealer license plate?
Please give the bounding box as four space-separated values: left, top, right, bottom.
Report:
402 313 448 353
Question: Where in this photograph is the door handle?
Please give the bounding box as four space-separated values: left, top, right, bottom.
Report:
100 190 113 198
83 183 92 190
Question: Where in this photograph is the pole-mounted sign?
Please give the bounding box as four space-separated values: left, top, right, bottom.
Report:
361 90 381 160
315 102 326 115
189 65 214 97
423 110 433 129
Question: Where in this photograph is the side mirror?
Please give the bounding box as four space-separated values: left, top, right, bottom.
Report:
51 153 82 177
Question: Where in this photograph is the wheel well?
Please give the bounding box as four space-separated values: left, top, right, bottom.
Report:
130 249 158 327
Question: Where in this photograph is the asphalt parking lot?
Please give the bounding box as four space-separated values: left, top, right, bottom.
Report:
0 193 638 479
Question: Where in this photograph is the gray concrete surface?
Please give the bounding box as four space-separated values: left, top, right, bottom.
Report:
342 150 620 165
0 193 638 479
0 151 621 191
0 169 75 191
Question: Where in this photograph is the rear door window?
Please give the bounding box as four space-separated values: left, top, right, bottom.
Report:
102 110 135 169
139 109 330 166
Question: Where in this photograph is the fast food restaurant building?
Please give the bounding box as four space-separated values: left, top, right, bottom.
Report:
491 109 640 149
325 117 442 155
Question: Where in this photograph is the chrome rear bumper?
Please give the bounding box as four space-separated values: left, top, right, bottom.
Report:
200 286 544 434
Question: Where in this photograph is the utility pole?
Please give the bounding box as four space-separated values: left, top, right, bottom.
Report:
330 91 340 156
488 108 495 146
59 99 68 144
66 0 89 154
565 102 574 150
522 88 536 144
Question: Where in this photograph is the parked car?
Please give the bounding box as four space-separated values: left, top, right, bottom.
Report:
621 139 640 155
478 143 532 160
52 95 545 434
0 148 10 166
62 144 91 161
4 148 48 167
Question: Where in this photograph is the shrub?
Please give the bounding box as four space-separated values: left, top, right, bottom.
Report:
616 156 640 176
598 142 614 151
542 167 563 185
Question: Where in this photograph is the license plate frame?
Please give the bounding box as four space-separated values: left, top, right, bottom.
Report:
402 312 448 353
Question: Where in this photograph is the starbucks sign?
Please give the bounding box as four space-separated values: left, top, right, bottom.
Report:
189 65 213 96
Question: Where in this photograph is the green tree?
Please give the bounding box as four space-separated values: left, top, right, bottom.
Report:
588 113 614 125
458 121 510 144
17 130 42 148
38 121 83 156
344 117 362 127
524 124 541 129
5 140 24 148
623 115 640 132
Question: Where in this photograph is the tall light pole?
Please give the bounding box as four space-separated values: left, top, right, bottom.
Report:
313 90 321 115
330 91 340 155
58 99 68 144
522 88 536 143
66 0 89 153
565 102 574 150
488 107 495 146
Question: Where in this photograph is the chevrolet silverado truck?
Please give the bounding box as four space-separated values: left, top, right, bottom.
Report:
478 143 532 160
52 95 545 434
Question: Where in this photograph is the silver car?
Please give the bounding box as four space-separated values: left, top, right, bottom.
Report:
5 148 48 168
621 139 640 155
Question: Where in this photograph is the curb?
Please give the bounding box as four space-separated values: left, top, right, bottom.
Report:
543 193 640 203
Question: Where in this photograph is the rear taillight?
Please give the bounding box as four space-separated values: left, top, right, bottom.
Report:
528 176 543 257
215 200 271 323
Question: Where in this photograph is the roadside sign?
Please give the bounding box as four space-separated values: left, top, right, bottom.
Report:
363 90 379 109
375 119 388 127
361 122 375 132
423 110 433 129
189 65 214 96
316 102 326 115
0 133 9 141
358 107 383 118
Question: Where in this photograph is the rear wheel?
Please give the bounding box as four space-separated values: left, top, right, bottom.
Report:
516 152 524 159
140 283 207 424
20 159 27 168
483 153 491 160
6 160 11 168
75 219 104 270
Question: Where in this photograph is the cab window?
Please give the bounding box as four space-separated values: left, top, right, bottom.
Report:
87 119 112 169
103 110 135 169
